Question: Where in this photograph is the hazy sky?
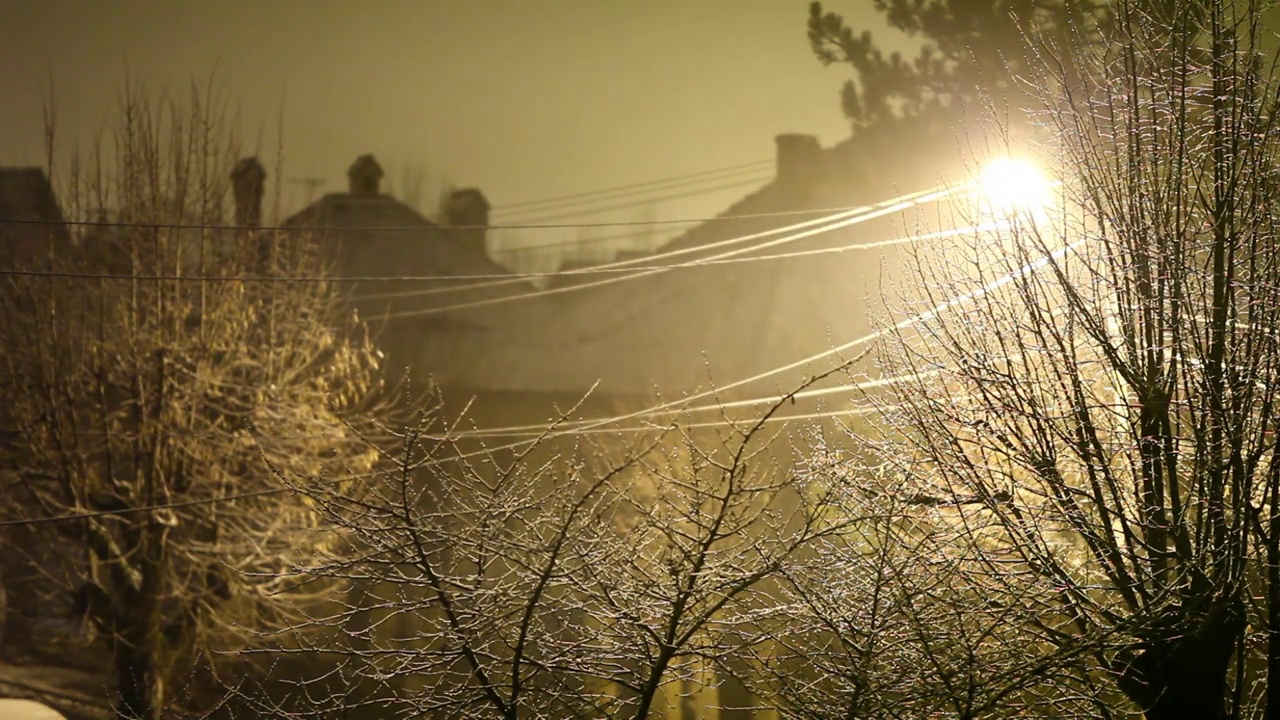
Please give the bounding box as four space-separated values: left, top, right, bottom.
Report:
1 0 907 251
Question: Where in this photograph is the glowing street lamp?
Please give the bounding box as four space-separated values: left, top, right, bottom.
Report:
977 157 1054 221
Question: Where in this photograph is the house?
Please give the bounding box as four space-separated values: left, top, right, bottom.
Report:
0 168 71 271
426 120 972 428
0 169 82 659
281 121 971 434
0 169 110 720
280 154 547 394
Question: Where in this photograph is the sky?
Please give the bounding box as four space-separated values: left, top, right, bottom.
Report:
0 0 909 265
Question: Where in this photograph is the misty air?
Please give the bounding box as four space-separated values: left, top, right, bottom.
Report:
1 1 1277 719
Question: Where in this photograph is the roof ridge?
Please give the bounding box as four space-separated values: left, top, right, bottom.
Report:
651 179 779 253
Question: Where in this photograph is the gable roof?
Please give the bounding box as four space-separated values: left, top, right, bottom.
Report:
0 168 70 270
284 181 558 387
286 189 536 314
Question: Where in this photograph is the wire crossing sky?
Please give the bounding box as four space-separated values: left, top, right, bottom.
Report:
0 215 1073 528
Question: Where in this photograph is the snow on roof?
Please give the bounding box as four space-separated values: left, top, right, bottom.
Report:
0 699 68 720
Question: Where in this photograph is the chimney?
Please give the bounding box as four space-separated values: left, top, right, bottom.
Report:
230 157 266 227
444 188 491 255
774 134 823 190
347 154 384 196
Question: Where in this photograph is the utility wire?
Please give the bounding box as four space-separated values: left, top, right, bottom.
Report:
33 368 923 444
0 217 984 291
356 221 1002 303
489 224 684 257
154 225 1050 453
443 234 1084 453
500 176 773 224
375 184 953 298
494 185 953 258
0 185 960 289
447 405 883 439
0 221 995 307
12 215 1069 455
0 403 881 528
0 219 930 290
0 234 1078 527
0 181 1035 525
0 199 875 234
454 370 935 438
383 185 960 318
495 167 772 219
492 158 772 213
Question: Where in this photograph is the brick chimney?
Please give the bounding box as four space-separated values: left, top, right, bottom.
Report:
444 188 491 255
775 134 823 191
230 157 266 227
347 154 384 196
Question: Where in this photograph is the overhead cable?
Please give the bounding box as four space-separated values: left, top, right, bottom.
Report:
0 236 1081 527
0 198 885 234
493 158 772 213
384 185 961 318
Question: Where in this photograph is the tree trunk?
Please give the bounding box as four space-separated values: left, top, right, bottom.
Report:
1118 600 1243 720
113 526 166 720
115 637 158 720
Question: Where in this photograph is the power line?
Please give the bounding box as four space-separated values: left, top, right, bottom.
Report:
383 186 960 319
375 185 951 306
0 352 942 529
411 183 950 288
495 167 772 219
0 225 988 289
503 176 771 224
356 222 1002 303
7 226 1073 461
448 406 883 440
0 236 1080 527
0 403 880 529
0 210 858 284
0 185 962 291
26 369 923 444
0 198 872 234
0 186 963 321
453 370 934 438
490 224 685 257
442 234 1084 454
492 158 772 213
495 171 774 221
0 219 987 291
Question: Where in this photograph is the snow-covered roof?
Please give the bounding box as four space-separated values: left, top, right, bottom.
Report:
0 699 67 720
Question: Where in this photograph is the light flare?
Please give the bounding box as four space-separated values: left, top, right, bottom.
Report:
978 157 1054 219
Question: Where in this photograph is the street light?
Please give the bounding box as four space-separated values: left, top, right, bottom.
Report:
977 157 1054 220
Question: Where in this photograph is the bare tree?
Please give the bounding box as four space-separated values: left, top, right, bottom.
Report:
267 365 860 720
258 405 645 719
0 83 389 720
565 395 858 720
829 0 1280 717
742 448 1126 720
